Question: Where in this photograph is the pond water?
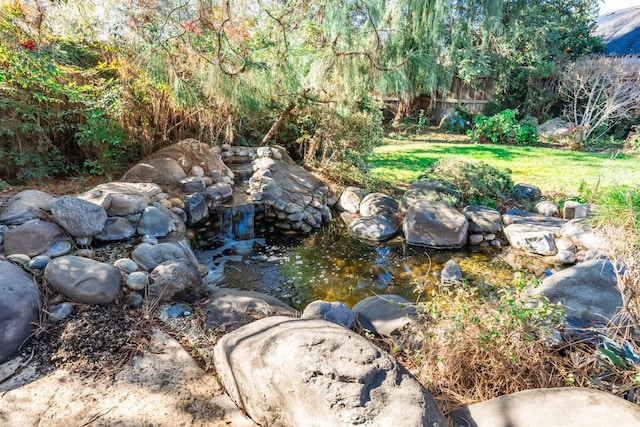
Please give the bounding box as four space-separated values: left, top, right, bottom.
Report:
194 213 517 311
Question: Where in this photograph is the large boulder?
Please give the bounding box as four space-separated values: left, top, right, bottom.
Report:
50 195 108 237
3 220 66 257
503 223 557 256
121 139 234 185
44 256 122 305
131 242 191 271
206 289 297 331
0 190 54 225
348 214 400 242
462 205 502 234
451 387 640 427
560 218 609 250
352 294 416 337
359 193 399 216
77 182 161 216
403 201 468 248
0 260 41 363
528 259 622 322
337 187 367 213
301 300 355 329
214 316 446 427
148 259 205 302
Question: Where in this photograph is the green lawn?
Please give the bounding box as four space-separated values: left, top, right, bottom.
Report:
368 133 640 195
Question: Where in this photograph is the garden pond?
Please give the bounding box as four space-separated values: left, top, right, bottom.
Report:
194 210 518 311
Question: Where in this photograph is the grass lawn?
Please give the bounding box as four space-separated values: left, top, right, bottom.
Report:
368 132 640 195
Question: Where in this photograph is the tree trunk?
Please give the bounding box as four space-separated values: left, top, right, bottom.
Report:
392 93 410 127
260 101 297 146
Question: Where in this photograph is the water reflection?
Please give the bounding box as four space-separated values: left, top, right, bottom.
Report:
195 218 515 310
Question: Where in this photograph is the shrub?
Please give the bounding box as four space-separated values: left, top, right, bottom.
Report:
468 109 538 145
425 158 514 207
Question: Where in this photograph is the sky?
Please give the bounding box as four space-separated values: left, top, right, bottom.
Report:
600 0 640 14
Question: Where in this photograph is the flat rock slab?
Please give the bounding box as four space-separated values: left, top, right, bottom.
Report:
352 294 416 337
451 387 640 427
529 259 622 322
206 289 297 331
0 329 257 427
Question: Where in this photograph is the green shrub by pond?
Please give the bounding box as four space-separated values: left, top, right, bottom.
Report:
424 158 514 207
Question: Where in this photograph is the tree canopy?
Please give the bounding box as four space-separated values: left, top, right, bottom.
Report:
0 0 604 181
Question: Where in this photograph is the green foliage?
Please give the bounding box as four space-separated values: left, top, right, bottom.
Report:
0 4 137 181
425 158 514 207
468 109 538 146
578 182 640 234
440 104 472 134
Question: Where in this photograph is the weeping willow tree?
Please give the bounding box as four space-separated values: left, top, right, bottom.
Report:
32 0 601 160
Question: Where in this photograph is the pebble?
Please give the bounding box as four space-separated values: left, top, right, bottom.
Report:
49 302 74 322
167 303 193 318
123 292 143 307
114 258 139 273
141 235 158 245
7 254 30 267
126 271 148 290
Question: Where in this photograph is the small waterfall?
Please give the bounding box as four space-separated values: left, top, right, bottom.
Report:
216 204 255 241
219 207 234 240
233 204 255 240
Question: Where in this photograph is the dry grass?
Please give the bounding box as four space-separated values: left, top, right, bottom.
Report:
382 271 640 417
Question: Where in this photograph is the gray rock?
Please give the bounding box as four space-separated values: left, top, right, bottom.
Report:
50 195 107 237
179 176 206 193
563 200 590 220
7 254 30 267
348 214 400 242
352 294 416 337
126 271 148 291
469 234 484 245
214 316 446 427
29 255 51 270
535 200 559 217
359 193 399 216
44 256 122 305
148 259 205 302
403 201 468 248
205 289 296 331
555 237 575 252
502 210 567 228
48 302 74 322
337 186 367 213
462 205 502 234
0 190 54 225
123 292 143 307
529 259 622 322
512 183 541 201
183 193 208 226
556 250 576 265
113 258 139 273
0 259 41 363
131 242 190 271
137 205 175 238
77 182 159 216
441 259 463 285
3 220 65 257
451 387 640 427
503 224 557 256
94 217 136 242
538 117 573 139
301 300 355 328
203 183 234 202
121 157 187 185
42 240 72 257
561 218 608 250
166 303 193 318
400 178 461 210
